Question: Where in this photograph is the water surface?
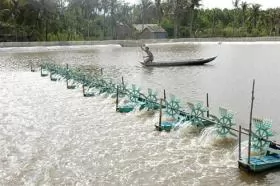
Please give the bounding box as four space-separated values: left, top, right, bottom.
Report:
1 42 280 185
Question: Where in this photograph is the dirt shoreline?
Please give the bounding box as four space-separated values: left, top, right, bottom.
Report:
1 37 280 47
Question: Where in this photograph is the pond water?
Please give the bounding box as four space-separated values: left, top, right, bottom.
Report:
1 42 280 185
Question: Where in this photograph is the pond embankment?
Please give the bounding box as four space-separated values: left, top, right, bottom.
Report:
1 37 280 48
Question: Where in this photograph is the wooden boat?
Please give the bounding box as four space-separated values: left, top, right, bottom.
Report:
140 56 217 67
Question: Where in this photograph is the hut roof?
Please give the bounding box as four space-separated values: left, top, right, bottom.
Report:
133 24 166 33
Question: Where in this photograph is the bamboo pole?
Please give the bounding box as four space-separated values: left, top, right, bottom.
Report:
82 84 85 96
223 126 248 135
50 72 52 80
116 85 119 111
163 89 166 100
66 64 69 87
121 76 124 87
239 125 241 160
247 79 255 165
82 75 86 96
66 78 69 88
30 63 35 72
206 93 209 117
158 98 163 130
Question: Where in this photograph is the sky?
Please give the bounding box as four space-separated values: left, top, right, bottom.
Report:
125 0 280 10
201 0 280 9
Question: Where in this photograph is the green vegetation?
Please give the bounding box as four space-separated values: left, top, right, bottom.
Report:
1 0 279 41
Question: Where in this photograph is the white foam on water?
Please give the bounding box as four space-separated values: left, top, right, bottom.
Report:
0 71 274 185
148 42 220 46
232 140 258 158
177 121 200 137
146 41 280 47
0 44 121 54
197 126 217 146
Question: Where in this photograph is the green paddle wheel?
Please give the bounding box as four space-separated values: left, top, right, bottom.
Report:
118 82 128 97
129 84 143 103
66 69 76 89
186 101 209 127
165 95 180 118
86 76 99 89
81 75 95 97
93 76 106 90
99 78 116 94
52 65 65 79
73 70 86 84
71 69 83 83
50 71 58 81
50 65 59 81
157 95 181 132
144 88 159 110
215 107 235 136
40 64 49 77
81 74 90 87
107 79 117 94
251 118 273 153
117 84 144 113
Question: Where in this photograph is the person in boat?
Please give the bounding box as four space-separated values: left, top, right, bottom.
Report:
140 45 154 64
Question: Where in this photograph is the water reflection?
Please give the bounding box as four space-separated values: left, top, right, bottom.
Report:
140 66 154 75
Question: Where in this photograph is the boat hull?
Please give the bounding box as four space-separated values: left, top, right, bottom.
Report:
238 154 280 173
140 56 217 67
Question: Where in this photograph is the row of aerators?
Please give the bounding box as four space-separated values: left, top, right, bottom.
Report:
34 62 280 173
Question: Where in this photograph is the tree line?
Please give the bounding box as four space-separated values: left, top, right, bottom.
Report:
0 0 280 41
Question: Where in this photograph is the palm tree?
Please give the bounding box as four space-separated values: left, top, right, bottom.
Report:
240 1 248 28
232 0 240 35
211 9 217 36
117 3 133 25
0 1 11 22
188 0 201 37
155 0 162 24
140 0 153 31
1 0 28 41
263 9 279 35
172 0 189 38
100 0 110 39
109 0 119 39
251 3 261 28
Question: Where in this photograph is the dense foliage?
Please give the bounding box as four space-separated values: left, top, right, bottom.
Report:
0 0 280 41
